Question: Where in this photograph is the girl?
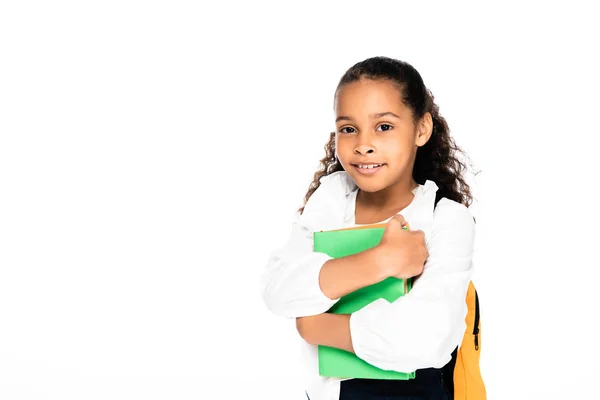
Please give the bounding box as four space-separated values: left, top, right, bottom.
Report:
260 56 476 400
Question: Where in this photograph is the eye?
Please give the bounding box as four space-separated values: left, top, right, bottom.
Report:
339 127 356 134
377 124 393 132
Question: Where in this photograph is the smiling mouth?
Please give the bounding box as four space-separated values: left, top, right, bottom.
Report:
351 163 386 175
354 163 384 169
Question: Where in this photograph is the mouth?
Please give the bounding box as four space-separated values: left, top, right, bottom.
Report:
351 163 386 175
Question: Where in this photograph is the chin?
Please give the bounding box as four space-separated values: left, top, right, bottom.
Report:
350 175 388 193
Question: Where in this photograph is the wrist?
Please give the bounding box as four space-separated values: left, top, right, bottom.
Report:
368 245 391 281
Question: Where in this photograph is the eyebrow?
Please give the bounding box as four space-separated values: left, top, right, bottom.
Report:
335 111 401 123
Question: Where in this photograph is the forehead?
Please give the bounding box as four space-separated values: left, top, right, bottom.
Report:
335 78 406 116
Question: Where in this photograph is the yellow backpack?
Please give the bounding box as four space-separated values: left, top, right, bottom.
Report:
452 280 486 399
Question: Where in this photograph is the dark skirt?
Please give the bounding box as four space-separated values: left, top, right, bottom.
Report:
337 348 457 400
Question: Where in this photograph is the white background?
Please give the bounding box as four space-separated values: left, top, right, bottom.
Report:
1 1 598 399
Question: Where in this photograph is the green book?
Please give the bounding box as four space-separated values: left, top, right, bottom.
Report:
313 224 416 380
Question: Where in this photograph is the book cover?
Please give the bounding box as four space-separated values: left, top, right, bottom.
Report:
313 223 416 380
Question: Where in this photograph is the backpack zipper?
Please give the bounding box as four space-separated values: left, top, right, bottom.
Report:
473 289 480 350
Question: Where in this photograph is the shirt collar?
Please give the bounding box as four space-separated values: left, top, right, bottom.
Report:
298 170 439 235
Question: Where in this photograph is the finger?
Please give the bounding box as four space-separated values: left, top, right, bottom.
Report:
391 214 407 226
393 214 406 222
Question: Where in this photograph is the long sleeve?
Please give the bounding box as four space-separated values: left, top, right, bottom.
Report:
349 198 476 373
260 216 339 318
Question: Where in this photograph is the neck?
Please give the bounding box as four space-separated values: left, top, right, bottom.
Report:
357 177 419 210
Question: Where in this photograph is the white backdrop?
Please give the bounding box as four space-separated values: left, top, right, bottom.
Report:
1 1 599 399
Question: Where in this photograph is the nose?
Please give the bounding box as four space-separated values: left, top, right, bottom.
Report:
354 133 375 155
354 146 374 155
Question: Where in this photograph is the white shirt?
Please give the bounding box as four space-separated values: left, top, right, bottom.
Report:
260 171 476 400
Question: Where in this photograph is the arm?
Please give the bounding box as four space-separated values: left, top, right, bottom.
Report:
294 218 431 352
319 247 388 300
296 313 354 353
348 200 475 373
260 217 387 318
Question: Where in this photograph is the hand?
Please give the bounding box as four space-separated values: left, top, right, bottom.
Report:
375 214 429 279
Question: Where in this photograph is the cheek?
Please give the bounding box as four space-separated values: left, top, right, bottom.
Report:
381 135 413 156
334 140 356 169
335 137 352 156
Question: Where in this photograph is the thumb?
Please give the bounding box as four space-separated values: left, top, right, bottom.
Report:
389 214 409 230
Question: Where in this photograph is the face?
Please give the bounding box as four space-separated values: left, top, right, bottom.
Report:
334 78 431 193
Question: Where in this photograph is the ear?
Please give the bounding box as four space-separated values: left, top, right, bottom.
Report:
415 112 433 147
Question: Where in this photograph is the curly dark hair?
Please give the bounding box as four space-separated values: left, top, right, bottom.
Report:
298 56 477 214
